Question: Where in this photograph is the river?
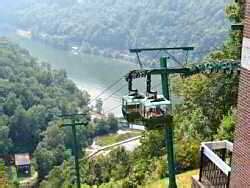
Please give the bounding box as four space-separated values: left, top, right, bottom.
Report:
0 24 169 117
17 38 138 115
1 29 163 116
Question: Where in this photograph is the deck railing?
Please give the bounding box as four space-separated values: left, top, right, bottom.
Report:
199 141 233 188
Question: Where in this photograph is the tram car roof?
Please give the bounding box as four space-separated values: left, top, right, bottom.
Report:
122 93 145 104
143 95 171 107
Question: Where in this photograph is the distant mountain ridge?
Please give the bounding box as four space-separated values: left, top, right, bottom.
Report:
1 0 229 58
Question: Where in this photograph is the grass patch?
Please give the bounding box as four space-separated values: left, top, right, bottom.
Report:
145 169 198 188
95 131 141 146
0 160 8 187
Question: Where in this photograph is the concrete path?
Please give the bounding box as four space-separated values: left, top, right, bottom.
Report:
85 136 142 160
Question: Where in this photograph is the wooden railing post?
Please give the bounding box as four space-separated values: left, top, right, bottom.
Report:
227 172 231 188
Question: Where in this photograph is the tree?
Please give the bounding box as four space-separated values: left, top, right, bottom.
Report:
174 106 211 140
106 113 118 132
109 147 130 180
216 110 236 141
34 124 68 178
39 166 65 188
0 39 91 180
175 137 200 171
95 99 103 114
94 119 110 136
134 131 165 159
34 147 56 178
9 106 35 153
0 125 12 155
3 93 21 116
6 0 229 60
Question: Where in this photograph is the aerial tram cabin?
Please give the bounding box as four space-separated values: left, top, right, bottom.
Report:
122 70 172 130
122 93 145 123
140 94 171 129
138 71 172 129
122 73 145 123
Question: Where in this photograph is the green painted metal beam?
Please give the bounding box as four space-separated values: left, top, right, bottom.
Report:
160 57 177 188
58 114 89 188
60 122 87 127
129 47 194 53
125 60 240 81
72 122 81 188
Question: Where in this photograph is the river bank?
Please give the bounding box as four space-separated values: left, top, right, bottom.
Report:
15 28 159 67
11 36 144 116
0 26 166 116
31 31 137 64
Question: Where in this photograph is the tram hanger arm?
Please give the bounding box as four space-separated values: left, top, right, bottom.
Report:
125 68 190 79
59 122 88 128
150 68 190 75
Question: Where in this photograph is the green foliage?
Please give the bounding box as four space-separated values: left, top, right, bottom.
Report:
225 2 243 23
175 137 200 170
93 114 119 136
2 0 229 59
0 39 92 179
6 1 243 187
0 40 121 180
39 161 72 188
173 71 239 139
95 132 141 146
93 119 110 136
134 130 165 159
106 114 119 133
216 110 236 141
174 99 212 140
0 159 9 188
171 0 243 174
95 99 103 114
0 116 12 155
34 148 56 178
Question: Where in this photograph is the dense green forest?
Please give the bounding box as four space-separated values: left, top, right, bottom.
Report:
0 39 120 183
39 1 243 188
1 0 229 59
0 38 91 178
0 0 243 187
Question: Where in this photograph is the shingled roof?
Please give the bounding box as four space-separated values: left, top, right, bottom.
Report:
14 153 30 166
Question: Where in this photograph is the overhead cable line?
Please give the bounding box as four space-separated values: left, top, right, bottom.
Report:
89 76 124 104
102 83 127 102
192 47 223 56
105 104 122 114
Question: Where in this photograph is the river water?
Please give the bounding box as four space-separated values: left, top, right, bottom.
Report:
18 38 143 116
2 31 160 116
0 27 164 116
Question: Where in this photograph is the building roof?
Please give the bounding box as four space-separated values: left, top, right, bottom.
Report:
14 153 30 166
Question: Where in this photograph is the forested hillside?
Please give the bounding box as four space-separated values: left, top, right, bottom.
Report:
0 37 93 165
39 1 243 187
0 38 90 153
1 0 229 58
0 1 243 187
0 39 121 182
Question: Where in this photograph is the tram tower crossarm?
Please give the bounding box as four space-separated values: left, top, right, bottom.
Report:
125 60 241 81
